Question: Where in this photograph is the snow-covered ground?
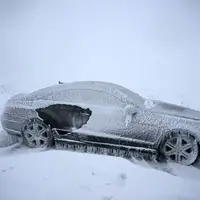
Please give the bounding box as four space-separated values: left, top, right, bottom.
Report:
1 85 200 200
1 1 200 199
1 147 200 200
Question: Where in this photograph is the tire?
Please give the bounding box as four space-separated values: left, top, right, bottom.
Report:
159 130 199 166
21 118 53 148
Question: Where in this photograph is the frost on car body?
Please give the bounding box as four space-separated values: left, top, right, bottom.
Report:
1 81 200 166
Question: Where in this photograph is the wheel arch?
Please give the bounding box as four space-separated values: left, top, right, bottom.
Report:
156 128 200 149
21 117 54 148
156 128 200 157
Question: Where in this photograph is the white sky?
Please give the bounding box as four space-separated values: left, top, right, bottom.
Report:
1 0 200 104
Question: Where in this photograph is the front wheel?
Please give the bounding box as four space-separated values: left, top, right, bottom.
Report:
21 118 53 148
159 130 199 166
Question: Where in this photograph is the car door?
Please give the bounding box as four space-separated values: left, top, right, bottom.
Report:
65 89 127 135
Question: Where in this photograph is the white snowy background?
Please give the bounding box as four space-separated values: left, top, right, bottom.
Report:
1 0 200 199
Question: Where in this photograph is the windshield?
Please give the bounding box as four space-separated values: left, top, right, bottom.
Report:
112 86 146 108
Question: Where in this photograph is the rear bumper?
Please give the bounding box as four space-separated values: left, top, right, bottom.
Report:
0 99 35 136
1 118 21 136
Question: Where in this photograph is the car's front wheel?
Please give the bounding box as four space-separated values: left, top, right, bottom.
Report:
159 130 199 166
21 118 53 148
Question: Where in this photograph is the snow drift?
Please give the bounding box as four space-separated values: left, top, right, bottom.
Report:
1 149 200 200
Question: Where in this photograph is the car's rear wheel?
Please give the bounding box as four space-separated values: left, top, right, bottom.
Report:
159 130 199 166
21 118 53 148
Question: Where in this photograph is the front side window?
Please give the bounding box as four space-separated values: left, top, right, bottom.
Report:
41 89 126 107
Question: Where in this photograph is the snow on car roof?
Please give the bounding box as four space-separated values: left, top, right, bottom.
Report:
26 81 145 107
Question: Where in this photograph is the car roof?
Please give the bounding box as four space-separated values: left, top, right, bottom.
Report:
26 81 145 107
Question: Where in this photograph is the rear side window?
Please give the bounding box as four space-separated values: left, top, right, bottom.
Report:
42 89 126 107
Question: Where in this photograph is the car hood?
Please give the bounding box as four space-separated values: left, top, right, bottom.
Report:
146 99 200 121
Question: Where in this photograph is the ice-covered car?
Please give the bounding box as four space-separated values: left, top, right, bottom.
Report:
1 81 200 166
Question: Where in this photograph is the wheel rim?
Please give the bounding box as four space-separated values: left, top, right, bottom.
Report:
161 134 198 166
23 119 50 148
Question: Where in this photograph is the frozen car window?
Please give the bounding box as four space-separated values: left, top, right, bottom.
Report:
25 84 62 101
111 88 145 108
25 82 145 108
41 89 126 107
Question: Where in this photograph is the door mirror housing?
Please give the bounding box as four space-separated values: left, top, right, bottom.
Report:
123 104 138 126
123 104 138 116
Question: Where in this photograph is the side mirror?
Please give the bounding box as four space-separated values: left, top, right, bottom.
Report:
123 105 138 126
123 104 138 116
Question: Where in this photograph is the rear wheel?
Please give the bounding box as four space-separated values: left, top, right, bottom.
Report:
21 118 53 148
159 130 199 166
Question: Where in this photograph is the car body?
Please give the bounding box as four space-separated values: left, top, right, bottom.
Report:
1 81 200 165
